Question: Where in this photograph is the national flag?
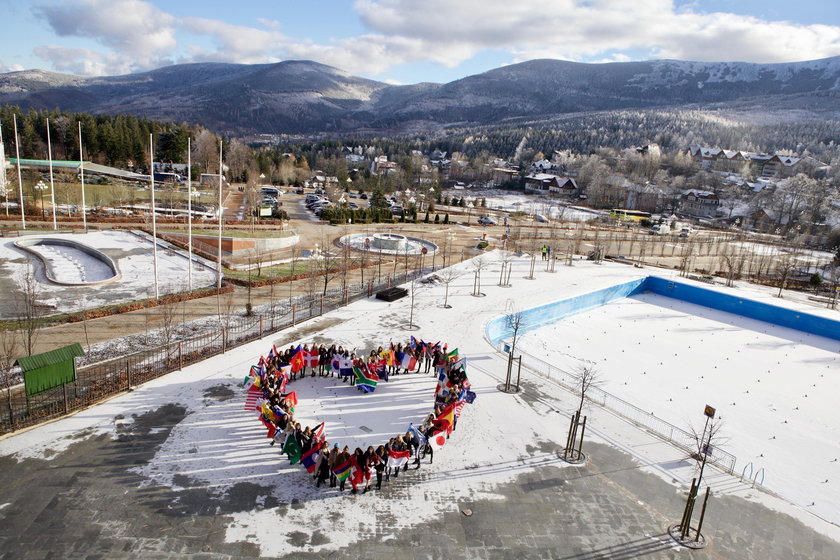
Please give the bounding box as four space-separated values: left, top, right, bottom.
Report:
349 455 365 486
407 424 427 447
301 446 320 473
282 435 302 464
284 391 298 412
278 364 291 383
380 349 395 367
333 460 352 481
338 356 354 377
258 355 267 366
433 402 457 434
409 336 418 349
265 422 277 440
244 384 262 411
400 352 417 371
446 348 459 360
290 345 305 373
450 357 467 373
458 388 477 404
354 365 378 392
305 348 320 369
261 402 278 422
386 449 410 468
428 430 448 450
452 400 466 419
312 422 325 442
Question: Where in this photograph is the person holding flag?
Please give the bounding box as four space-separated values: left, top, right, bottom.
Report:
314 442 332 487
332 446 352 491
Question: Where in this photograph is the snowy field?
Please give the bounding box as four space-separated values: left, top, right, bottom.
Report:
517 292 840 523
0 230 218 316
2 253 839 555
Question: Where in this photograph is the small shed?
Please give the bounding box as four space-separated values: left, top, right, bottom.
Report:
15 343 85 396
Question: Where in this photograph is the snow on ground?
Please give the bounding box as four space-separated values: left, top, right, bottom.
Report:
517 292 840 523
443 190 601 221
0 230 217 315
2 253 839 554
26 242 116 283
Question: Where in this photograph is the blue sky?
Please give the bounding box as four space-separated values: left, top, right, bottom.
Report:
1 0 839 83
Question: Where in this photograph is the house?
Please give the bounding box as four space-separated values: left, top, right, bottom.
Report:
524 174 578 196
685 146 826 178
548 176 579 197
370 155 397 175
679 189 720 218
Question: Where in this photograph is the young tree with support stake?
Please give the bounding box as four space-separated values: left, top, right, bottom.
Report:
565 365 601 462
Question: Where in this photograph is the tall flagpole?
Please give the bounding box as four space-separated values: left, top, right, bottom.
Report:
187 137 193 291
78 122 87 230
149 133 159 300
13 115 25 229
0 122 8 216
46 118 57 230
217 141 223 290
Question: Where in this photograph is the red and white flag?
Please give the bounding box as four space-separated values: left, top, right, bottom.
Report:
387 449 411 468
428 431 447 450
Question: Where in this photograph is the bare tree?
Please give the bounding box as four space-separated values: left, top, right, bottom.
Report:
504 304 527 391
0 328 19 417
312 232 340 297
497 250 515 287
688 417 727 488
774 250 799 298
471 255 489 296
575 365 602 418
15 265 41 356
437 268 461 308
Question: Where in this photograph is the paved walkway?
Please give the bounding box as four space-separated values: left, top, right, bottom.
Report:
0 401 836 559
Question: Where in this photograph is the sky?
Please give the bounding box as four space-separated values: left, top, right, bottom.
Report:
0 0 839 84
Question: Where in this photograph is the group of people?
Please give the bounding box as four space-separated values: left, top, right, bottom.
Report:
242 337 477 495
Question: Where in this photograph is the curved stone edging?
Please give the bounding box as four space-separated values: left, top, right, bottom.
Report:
14 237 122 286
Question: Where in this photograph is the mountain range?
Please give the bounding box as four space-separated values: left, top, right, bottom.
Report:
2 57 840 136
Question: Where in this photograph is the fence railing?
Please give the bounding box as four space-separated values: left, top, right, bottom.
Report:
507 345 738 474
1 266 432 435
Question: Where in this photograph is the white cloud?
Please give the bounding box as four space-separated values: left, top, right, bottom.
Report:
34 0 177 74
26 0 840 79
32 45 135 76
355 0 840 65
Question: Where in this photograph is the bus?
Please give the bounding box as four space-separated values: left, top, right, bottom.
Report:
610 209 652 223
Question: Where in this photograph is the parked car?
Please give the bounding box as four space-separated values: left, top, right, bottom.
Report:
359 193 368 200
477 216 497 226
296 187 305 194
534 214 549 223
390 205 404 215
348 202 359 209
260 186 281 197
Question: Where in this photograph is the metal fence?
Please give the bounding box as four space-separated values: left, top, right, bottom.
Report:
0 268 430 435
508 345 738 474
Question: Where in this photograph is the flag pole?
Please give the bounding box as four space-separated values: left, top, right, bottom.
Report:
149 133 159 300
12 115 25 229
217 141 223 290
187 137 193 291
78 122 87 230
46 118 57 230
0 122 8 216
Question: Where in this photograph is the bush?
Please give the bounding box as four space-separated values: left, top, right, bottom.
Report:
477 241 489 250
443 213 449 224
434 214 440 224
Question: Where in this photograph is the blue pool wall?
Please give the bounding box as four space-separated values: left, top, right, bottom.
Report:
486 276 840 346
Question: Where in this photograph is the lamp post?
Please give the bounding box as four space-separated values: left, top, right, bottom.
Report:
34 180 48 218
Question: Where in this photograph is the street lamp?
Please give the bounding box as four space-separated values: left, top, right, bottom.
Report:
34 180 48 218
